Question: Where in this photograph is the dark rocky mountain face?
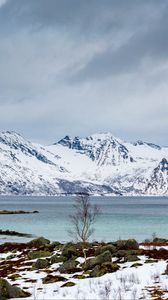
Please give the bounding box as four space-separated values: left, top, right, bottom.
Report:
145 158 168 195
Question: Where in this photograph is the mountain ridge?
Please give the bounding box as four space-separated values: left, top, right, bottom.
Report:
0 131 167 196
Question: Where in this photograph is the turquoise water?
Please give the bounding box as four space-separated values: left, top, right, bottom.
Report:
0 196 167 243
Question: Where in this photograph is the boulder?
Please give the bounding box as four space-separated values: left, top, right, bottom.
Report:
0 278 30 299
83 250 112 270
90 262 119 277
124 239 139 250
50 254 65 264
131 263 143 268
62 243 78 259
48 241 62 251
42 275 66 284
61 282 76 287
124 255 140 262
95 244 116 256
58 258 81 274
27 236 50 248
115 249 139 258
32 258 49 269
114 239 139 250
28 250 51 260
115 250 128 258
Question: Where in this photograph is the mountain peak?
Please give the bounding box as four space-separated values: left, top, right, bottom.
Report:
0 131 29 147
133 140 161 150
57 132 133 166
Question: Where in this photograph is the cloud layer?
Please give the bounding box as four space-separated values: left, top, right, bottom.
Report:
0 0 168 145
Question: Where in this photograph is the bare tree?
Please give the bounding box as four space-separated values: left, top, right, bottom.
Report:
69 193 100 243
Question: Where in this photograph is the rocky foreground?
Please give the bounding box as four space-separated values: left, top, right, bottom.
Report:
0 237 168 299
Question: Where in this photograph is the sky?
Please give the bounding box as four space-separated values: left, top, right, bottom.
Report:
0 0 168 145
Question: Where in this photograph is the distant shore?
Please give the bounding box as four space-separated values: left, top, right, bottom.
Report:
0 209 39 214
0 229 34 238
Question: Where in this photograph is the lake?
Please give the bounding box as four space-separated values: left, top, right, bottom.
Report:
0 196 167 243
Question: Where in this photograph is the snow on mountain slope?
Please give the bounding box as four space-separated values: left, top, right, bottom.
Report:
57 133 134 166
0 131 168 195
0 131 69 195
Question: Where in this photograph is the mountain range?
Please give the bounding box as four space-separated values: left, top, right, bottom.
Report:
0 131 168 196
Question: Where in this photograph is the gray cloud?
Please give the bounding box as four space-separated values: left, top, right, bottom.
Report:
0 0 168 145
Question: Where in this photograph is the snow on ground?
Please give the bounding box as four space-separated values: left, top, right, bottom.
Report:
9 256 168 300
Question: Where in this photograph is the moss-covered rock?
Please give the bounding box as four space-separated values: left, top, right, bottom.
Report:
115 250 127 258
58 258 81 274
115 249 140 258
90 262 119 277
27 236 50 248
0 278 30 299
50 254 65 264
28 250 51 260
62 243 79 259
42 275 66 284
131 262 143 268
124 255 140 262
124 239 139 250
114 239 139 250
61 282 76 287
72 274 86 279
48 241 62 251
83 250 112 270
32 258 49 269
95 244 116 256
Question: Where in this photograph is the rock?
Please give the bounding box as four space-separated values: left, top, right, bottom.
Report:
49 241 62 251
83 250 112 270
95 244 116 256
72 274 86 279
115 249 140 258
164 264 168 274
153 237 167 245
124 239 139 250
50 254 64 264
115 250 128 258
42 275 66 284
8 274 21 281
114 240 127 250
61 282 76 287
131 263 143 268
62 242 78 259
90 262 119 277
0 278 30 299
124 255 140 262
145 259 158 263
32 258 49 269
28 236 50 248
28 250 51 260
114 239 139 250
58 258 81 274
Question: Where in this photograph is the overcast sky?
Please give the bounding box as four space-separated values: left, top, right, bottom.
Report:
0 0 168 145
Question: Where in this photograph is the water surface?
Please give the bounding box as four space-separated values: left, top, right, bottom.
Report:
0 196 167 243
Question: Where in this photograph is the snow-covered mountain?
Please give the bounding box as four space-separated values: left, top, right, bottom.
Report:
0 131 168 196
